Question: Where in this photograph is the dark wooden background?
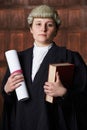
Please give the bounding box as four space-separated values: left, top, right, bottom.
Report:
0 0 87 126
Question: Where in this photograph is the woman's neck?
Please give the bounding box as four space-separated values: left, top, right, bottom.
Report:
34 41 52 47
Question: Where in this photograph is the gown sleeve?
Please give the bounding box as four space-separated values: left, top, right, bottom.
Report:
1 68 16 104
71 52 87 130
68 51 87 99
1 68 17 130
61 50 87 130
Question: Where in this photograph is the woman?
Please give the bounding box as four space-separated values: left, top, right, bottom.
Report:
1 5 87 130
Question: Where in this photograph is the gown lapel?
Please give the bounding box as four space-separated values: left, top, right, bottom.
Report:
21 47 33 86
33 43 66 84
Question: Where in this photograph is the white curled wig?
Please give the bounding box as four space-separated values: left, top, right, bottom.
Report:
27 5 61 29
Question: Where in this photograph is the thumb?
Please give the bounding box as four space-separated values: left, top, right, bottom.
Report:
55 72 60 82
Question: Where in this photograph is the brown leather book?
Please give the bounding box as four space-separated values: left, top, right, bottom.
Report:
45 63 75 103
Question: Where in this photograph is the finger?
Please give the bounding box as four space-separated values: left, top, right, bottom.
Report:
44 87 51 94
44 82 54 86
14 75 24 81
44 84 53 92
11 72 23 78
12 77 24 86
55 72 60 82
14 83 22 88
44 82 49 86
44 85 49 90
10 83 22 92
11 74 24 83
44 88 54 96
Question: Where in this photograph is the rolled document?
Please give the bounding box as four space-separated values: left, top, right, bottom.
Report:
5 50 29 101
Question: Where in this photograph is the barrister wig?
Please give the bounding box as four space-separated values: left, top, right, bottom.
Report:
27 5 61 29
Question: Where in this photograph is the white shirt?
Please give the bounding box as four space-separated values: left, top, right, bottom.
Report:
32 43 52 81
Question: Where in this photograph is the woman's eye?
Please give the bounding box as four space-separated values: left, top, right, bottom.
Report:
47 23 54 27
36 23 41 26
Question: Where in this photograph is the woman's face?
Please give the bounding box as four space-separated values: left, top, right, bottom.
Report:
30 18 57 46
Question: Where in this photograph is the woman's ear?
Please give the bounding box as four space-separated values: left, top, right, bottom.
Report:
30 27 33 34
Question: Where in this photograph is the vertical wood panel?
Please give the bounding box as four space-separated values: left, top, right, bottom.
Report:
58 9 68 29
65 0 82 6
24 9 31 29
28 0 65 6
0 0 84 7
54 30 68 46
81 7 87 29
0 32 9 61
47 0 65 6
67 32 81 52
8 31 33 51
12 0 29 5
23 31 33 49
28 0 43 5
0 9 10 29
9 31 25 50
68 9 81 29
81 32 87 62
9 9 25 29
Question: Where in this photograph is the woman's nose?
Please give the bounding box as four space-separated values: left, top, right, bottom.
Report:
41 24 47 32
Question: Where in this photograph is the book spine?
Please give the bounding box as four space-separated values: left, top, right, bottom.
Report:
45 65 56 103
